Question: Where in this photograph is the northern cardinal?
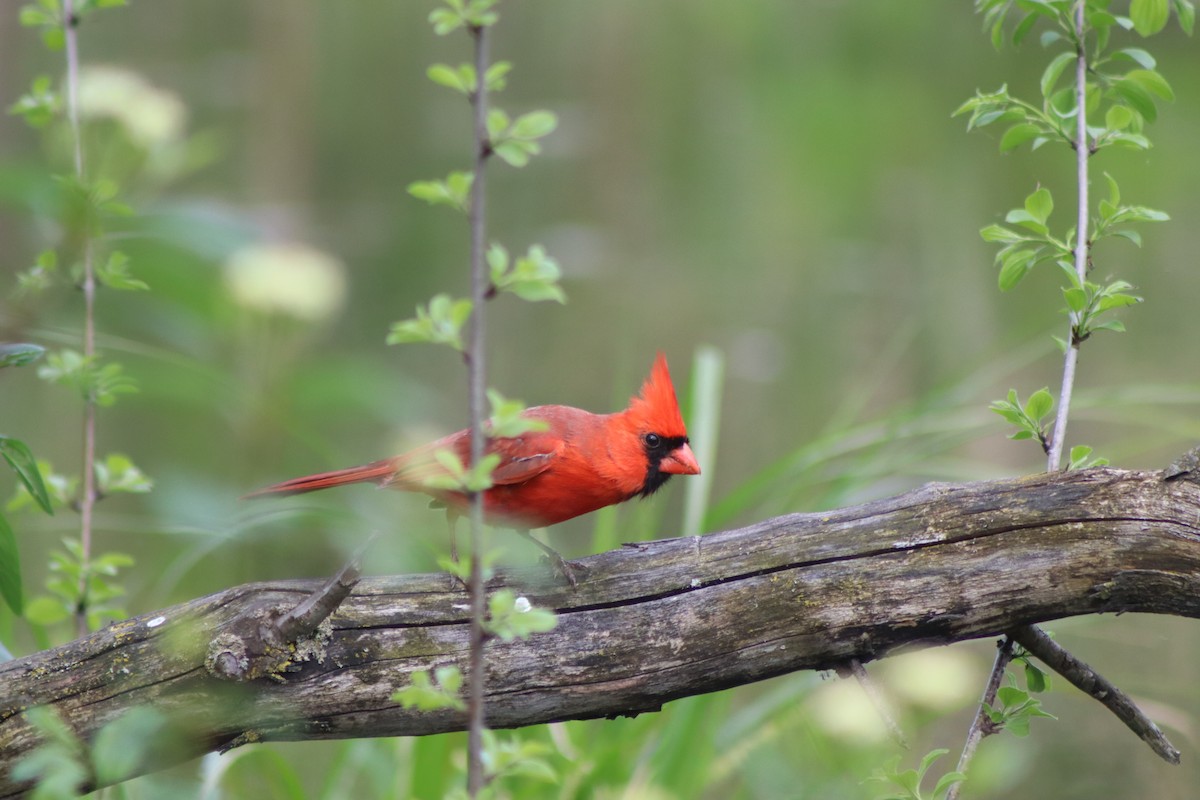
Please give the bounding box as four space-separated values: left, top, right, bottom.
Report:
247 353 700 583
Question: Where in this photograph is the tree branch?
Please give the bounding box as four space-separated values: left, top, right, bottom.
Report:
2 467 1199 794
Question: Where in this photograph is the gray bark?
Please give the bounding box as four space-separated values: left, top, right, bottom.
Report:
1 467 1198 794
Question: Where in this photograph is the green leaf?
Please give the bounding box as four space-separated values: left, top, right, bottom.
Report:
1126 69 1175 102
486 389 549 438
509 110 558 140
1004 209 1048 235
1104 104 1134 131
1024 662 1048 692
1040 51 1075 98
1024 186 1054 224
998 249 1036 290
979 224 1024 243
493 139 535 167
493 245 566 303
486 108 511 140
0 343 46 369
408 171 474 214
24 594 69 625
91 708 167 785
1113 76 1159 122
484 61 512 91
0 437 53 515
426 63 472 95
1024 388 1054 422
999 123 1042 152
933 771 968 799
94 453 153 495
1113 47 1157 68
393 667 467 712
1062 286 1087 313
387 294 473 351
0 513 23 615
96 251 148 291
487 242 510 284
1175 0 1196 35
1131 0 1170 34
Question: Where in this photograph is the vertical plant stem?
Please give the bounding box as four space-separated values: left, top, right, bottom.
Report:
946 638 1014 800
62 0 98 638
955 5 1089 790
1046 0 1089 473
465 21 491 799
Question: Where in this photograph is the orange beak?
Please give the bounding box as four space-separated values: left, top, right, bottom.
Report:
660 442 701 475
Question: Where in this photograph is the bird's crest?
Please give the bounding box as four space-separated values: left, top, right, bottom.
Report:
627 353 688 436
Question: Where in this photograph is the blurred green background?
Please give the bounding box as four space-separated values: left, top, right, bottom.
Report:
2 2 1199 798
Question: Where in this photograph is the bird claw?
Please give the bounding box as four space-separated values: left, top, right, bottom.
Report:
547 553 582 590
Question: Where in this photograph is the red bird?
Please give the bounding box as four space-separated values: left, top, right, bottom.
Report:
248 353 700 582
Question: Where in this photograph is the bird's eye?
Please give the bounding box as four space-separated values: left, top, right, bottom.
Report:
644 433 662 449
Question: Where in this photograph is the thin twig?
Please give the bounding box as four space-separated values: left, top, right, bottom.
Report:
62 0 98 640
1009 626 1180 764
273 532 374 643
946 638 1014 800
1046 0 1090 473
955 6 1095 792
465 21 492 799
837 659 908 749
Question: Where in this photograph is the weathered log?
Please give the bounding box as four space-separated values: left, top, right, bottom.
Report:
2 467 1199 794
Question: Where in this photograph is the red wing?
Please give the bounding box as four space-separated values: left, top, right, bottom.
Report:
391 428 561 489
488 434 561 485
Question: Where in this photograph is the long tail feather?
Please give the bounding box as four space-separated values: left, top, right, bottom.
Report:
244 459 397 498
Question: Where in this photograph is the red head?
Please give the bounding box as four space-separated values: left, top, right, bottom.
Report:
625 353 700 491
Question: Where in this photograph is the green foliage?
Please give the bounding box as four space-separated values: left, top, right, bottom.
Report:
1092 172 1169 247
393 666 467 712
428 0 499 36
476 730 557 789
427 61 512 95
0 435 55 615
983 679 1057 737
1011 645 1052 693
7 75 59 128
436 549 498 585
867 748 966 800
6 460 75 514
979 186 1071 291
55 175 134 239
486 109 558 167
408 170 474 213
1067 444 1109 470
37 350 138 407
0 513 23 616
423 449 500 494
1059 272 1142 344
484 589 558 642
485 389 550 438
24 538 134 631
93 453 153 496
90 707 168 786
96 251 149 291
17 0 66 51
386 294 474 351
487 244 566 303
989 388 1054 452
12 706 167 798
0 342 46 369
0 437 54 515
15 251 57 295
11 707 88 800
